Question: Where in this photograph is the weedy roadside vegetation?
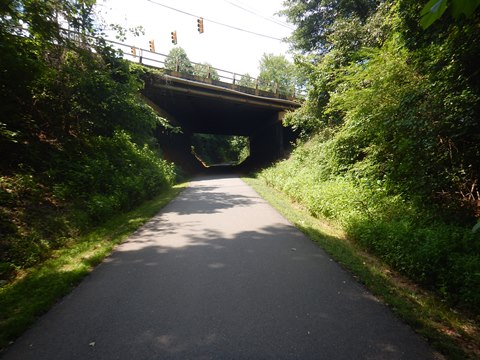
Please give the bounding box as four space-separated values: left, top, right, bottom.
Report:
245 177 480 359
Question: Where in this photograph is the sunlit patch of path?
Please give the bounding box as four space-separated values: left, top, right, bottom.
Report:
3 175 440 360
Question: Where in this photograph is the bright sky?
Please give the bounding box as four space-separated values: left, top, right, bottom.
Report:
94 0 294 77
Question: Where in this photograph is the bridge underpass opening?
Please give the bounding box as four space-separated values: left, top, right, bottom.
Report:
142 72 301 172
191 133 250 168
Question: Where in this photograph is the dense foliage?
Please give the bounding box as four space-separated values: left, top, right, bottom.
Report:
164 47 194 74
420 0 480 28
238 73 256 87
0 0 176 280
264 0 480 313
280 0 380 53
191 134 249 166
257 53 297 94
193 62 220 80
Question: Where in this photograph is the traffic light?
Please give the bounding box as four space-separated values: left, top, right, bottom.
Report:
149 39 155 52
171 31 177 45
197 17 204 33
131 47 136 56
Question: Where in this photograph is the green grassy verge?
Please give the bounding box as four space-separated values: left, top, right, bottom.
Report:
0 183 187 352
243 176 480 360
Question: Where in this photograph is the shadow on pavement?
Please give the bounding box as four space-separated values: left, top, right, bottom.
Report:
3 223 437 360
1 176 439 360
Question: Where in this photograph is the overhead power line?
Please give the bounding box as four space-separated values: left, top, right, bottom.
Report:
145 0 285 41
222 0 295 30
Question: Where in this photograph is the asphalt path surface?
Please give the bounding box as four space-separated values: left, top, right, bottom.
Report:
2 175 440 359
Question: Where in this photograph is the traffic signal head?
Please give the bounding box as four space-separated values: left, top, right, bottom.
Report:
197 17 204 33
149 39 155 52
171 31 177 45
131 47 136 56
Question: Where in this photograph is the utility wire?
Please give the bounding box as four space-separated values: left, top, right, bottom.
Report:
222 0 295 30
145 0 284 41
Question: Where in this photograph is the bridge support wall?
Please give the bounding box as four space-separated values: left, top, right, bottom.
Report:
249 112 285 167
155 128 204 173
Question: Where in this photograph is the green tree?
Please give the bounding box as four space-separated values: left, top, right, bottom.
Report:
228 135 249 163
283 0 480 207
280 0 380 53
164 47 193 74
191 134 249 165
420 0 480 28
284 2 393 133
0 0 176 274
268 0 480 318
193 62 220 80
257 53 296 94
237 73 256 88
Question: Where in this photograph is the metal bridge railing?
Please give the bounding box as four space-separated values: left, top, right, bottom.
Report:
58 27 300 100
98 37 298 100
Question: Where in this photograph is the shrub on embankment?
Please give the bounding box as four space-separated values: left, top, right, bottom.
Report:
0 131 176 276
266 0 480 315
260 142 480 313
0 3 177 281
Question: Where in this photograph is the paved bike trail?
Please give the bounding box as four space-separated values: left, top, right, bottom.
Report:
2 175 440 359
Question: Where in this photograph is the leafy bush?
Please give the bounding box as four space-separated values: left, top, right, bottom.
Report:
259 133 480 313
347 217 480 308
191 134 249 165
0 2 178 278
60 131 176 222
0 131 176 274
267 0 480 314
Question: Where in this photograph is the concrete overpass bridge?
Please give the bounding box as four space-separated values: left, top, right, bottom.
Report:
100 36 302 171
141 70 301 171
60 29 302 171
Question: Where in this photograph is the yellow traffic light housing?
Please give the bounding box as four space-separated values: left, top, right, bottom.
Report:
131 47 136 56
171 31 177 45
149 39 155 52
197 18 204 33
